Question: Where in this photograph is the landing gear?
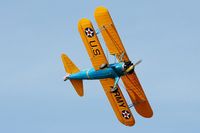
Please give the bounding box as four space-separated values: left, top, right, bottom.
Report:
110 86 118 92
110 77 120 92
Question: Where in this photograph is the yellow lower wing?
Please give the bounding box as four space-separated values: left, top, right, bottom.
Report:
122 73 153 118
100 78 135 126
78 18 108 70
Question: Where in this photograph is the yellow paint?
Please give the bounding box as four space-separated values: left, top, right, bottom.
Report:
78 18 108 70
61 53 83 96
94 6 153 118
100 78 135 126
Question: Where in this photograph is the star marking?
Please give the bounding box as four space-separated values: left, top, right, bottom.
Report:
122 110 131 119
85 27 94 38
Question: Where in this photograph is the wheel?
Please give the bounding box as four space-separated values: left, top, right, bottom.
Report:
110 87 118 92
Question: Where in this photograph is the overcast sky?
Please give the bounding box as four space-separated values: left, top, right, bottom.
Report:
0 0 200 132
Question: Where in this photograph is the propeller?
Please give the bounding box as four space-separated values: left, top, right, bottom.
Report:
115 52 142 74
134 60 142 67
125 60 142 73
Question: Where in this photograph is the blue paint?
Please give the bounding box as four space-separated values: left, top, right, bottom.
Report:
68 63 125 80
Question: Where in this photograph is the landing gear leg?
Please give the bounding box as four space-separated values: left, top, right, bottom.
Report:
110 86 118 92
110 77 120 92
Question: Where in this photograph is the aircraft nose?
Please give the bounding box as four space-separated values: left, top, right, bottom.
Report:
125 64 134 74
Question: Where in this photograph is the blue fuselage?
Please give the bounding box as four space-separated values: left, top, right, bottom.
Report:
68 63 125 80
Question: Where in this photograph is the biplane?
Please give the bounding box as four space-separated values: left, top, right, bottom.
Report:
61 6 153 126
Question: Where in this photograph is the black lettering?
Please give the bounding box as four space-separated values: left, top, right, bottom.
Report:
119 102 126 107
89 40 97 47
93 49 101 55
112 89 126 107
116 96 123 103
89 40 101 56
114 90 120 97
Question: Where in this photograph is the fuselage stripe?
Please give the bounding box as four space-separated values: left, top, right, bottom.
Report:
86 69 90 79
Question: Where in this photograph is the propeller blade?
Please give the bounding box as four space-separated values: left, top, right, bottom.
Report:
134 60 142 67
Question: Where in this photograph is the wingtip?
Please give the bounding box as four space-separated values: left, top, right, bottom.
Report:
61 53 66 57
78 18 90 23
95 6 108 11
119 116 135 127
78 18 92 30
134 100 153 118
94 6 109 16
78 93 84 97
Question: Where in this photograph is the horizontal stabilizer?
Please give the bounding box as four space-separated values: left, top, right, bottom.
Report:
70 79 84 97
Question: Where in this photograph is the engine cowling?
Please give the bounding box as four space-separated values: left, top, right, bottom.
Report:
124 61 134 74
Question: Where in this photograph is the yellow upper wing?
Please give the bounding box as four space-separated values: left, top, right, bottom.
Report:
94 6 129 62
78 18 108 70
100 78 135 126
94 6 153 118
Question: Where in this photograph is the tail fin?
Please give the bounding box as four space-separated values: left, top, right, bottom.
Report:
61 53 80 74
61 53 84 96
